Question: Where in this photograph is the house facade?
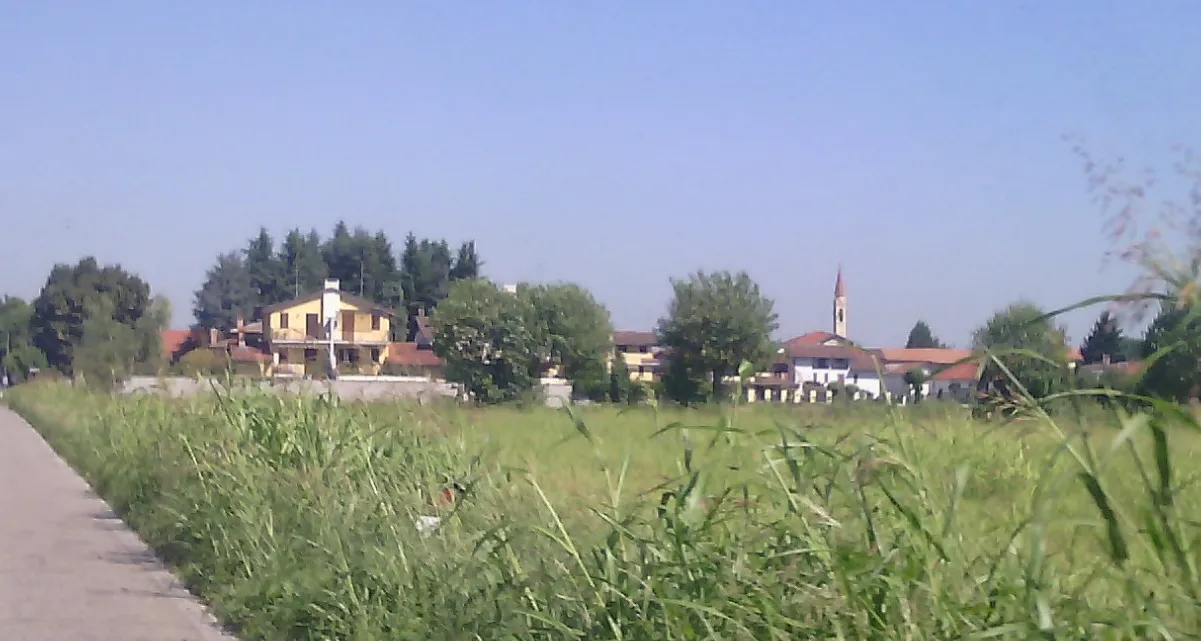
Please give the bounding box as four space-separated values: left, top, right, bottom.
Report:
613 330 661 382
261 279 395 376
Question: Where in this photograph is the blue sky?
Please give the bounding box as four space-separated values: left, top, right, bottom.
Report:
3 2 1199 347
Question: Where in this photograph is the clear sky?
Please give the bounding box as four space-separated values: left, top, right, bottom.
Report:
3 2 1199 348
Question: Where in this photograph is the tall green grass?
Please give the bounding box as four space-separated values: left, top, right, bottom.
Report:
11 382 1201 639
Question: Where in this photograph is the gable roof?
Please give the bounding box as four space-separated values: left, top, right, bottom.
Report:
613 330 658 347
260 290 395 317
931 360 983 382
786 343 884 373
782 331 849 350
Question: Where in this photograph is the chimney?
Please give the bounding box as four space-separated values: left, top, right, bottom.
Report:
324 278 340 291
417 308 426 318
1102 354 1111 366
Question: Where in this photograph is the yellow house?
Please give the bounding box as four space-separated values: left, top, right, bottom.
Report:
613 330 660 382
260 279 395 376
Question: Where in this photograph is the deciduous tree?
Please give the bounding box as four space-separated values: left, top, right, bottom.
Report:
972 301 1071 402
431 279 539 403
0 295 46 383
518 282 614 381
657 270 778 401
29 257 158 377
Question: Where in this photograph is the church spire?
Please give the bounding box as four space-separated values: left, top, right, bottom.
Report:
833 267 847 337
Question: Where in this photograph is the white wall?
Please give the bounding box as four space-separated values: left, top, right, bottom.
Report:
791 357 884 398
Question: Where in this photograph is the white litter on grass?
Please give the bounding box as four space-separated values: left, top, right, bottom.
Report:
414 515 442 537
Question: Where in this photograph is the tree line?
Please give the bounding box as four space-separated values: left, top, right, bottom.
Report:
193 222 482 337
0 257 169 388
2 242 1199 409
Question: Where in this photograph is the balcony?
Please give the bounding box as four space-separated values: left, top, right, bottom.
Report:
269 328 389 344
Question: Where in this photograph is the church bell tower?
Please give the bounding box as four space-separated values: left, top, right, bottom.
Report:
833 267 847 338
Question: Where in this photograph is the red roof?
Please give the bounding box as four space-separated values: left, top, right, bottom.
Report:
387 342 444 367
880 348 974 365
160 329 192 360
931 360 982 381
782 331 846 348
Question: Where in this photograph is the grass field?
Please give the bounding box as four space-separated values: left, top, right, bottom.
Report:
10 381 1201 640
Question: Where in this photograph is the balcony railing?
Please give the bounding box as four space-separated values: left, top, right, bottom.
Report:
270 328 389 343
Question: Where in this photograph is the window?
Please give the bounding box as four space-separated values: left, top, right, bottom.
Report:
832 358 849 369
279 313 289 329
815 358 830 369
370 348 381 362
852 374 859 384
838 309 844 322
279 351 289 363
371 313 381 331
304 348 318 361
638 345 649 353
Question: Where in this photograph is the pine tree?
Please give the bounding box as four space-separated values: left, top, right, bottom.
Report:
905 320 946 349
1079 310 1124 365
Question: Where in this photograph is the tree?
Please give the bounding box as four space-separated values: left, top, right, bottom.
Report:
401 234 453 314
657 270 778 401
0 295 47 383
905 320 946 349
903 366 928 402
518 282 614 382
608 351 631 402
29 257 156 377
450 241 482 281
193 251 255 331
245 227 286 307
1138 302 1201 402
1079 310 1125 365
368 230 403 308
322 221 360 287
972 301 1071 402
278 228 327 298
431 279 540 403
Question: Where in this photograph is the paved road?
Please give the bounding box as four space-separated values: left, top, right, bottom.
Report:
0 407 238 641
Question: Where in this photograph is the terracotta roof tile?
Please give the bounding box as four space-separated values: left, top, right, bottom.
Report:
880 348 974 365
932 360 983 381
387 342 444 367
159 329 192 360
782 331 846 349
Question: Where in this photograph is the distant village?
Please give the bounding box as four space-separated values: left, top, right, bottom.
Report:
159 270 1104 404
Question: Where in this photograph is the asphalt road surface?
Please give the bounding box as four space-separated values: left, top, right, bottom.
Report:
0 407 238 641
